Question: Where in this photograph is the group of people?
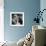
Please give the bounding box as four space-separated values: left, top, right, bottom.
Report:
12 14 23 25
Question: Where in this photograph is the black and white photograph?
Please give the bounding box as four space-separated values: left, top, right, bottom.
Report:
10 12 24 26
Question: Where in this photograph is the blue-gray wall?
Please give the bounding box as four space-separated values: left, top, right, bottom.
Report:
4 0 40 42
40 0 46 27
40 0 46 44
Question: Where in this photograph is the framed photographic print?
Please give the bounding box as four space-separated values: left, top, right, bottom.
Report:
10 12 24 26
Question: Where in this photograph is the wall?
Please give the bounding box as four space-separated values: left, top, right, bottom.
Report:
40 0 46 45
4 0 40 42
40 0 46 27
0 0 4 42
